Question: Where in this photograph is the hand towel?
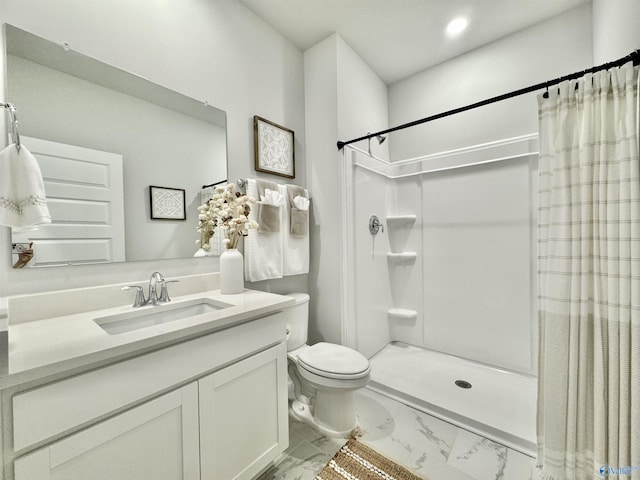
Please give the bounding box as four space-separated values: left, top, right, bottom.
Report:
285 184 309 237
0 143 51 228
244 179 284 282
256 179 279 198
258 188 284 233
291 195 309 237
282 184 309 276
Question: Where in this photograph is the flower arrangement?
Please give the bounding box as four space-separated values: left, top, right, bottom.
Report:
197 183 258 250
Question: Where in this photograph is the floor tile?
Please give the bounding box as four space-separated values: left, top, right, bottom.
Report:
257 441 331 480
503 448 535 480
447 429 509 480
260 388 536 480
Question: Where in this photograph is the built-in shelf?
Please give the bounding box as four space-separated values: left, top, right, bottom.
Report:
386 215 417 226
387 308 418 321
387 252 417 262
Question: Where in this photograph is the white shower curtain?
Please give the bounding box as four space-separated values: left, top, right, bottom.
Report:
537 62 640 480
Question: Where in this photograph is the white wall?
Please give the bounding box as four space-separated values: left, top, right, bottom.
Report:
0 0 307 296
592 0 640 63
388 4 593 161
304 35 339 344
336 37 390 161
304 34 388 344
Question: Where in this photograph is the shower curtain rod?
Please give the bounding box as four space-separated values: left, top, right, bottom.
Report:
336 49 640 150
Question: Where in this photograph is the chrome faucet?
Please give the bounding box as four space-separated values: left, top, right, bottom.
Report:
147 271 164 305
122 272 179 307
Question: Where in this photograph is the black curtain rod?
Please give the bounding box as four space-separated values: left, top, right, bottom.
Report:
202 179 227 189
337 49 640 150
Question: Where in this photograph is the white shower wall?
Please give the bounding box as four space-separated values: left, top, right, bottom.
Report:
421 157 536 374
347 162 392 358
347 140 538 376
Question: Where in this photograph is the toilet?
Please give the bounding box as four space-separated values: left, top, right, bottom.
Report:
284 293 371 437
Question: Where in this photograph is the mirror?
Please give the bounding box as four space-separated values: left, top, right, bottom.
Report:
4 24 227 268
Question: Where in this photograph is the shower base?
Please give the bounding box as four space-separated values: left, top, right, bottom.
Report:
367 342 537 457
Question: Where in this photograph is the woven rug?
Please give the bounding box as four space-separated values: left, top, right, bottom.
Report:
315 438 426 480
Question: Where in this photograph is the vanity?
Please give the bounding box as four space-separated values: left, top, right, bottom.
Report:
0 274 294 480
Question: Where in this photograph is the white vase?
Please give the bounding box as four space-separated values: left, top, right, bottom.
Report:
220 248 244 294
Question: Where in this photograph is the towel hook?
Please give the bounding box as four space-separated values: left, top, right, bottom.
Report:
3 103 21 152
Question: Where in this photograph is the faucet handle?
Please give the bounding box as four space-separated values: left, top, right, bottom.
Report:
122 285 147 308
158 280 179 303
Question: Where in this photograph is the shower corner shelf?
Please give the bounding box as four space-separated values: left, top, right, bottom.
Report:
387 308 418 321
386 252 417 262
385 215 417 226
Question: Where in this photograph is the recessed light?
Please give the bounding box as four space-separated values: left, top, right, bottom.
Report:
446 17 468 36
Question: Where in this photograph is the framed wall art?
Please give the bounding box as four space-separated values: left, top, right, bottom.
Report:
253 115 295 178
149 185 186 220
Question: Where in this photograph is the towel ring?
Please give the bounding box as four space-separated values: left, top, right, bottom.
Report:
3 103 21 151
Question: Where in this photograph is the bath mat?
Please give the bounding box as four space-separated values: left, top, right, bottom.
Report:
315 438 426 480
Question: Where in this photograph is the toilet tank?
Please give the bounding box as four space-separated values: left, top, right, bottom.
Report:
283 293 310 351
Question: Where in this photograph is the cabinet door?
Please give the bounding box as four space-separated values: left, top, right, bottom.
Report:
199 343 289 480
14 383 200 480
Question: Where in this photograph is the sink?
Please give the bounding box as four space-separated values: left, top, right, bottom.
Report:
94 298 231 335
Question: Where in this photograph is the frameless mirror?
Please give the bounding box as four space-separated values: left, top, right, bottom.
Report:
4 24 227 268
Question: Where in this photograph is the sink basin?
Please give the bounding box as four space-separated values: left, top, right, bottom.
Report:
94 298 231 335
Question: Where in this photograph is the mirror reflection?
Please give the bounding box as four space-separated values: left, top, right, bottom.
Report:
5 25 228 268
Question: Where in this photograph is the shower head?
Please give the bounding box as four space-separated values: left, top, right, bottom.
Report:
367 133 386 154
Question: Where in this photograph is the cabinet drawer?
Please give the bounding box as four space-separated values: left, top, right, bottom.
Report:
13 311 286 452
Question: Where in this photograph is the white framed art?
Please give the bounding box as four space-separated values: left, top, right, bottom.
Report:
253 115 295 179
149 185 186 220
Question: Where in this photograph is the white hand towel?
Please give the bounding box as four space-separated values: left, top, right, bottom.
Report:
0 144 51 228
260 188 285 207
282 184 309 276
244 179 284 282
293 195 310 210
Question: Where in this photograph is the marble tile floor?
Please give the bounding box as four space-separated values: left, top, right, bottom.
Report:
257 388 537 480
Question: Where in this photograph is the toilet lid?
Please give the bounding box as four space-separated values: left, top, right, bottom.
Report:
297 342 370 376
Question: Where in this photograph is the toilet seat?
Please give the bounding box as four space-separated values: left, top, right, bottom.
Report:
296 342 370 380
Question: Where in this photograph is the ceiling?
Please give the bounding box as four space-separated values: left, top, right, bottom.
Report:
239 0 590 84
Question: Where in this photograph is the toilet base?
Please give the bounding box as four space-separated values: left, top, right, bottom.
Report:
290 399 359 438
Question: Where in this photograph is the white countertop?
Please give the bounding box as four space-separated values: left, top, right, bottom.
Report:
2 288 294 388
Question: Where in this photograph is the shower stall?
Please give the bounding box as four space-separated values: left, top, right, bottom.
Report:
341 134 539 457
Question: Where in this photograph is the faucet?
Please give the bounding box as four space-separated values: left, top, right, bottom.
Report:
122 272 179 307
147 271 165 305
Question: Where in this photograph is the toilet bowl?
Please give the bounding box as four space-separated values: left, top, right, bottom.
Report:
284 293 371 437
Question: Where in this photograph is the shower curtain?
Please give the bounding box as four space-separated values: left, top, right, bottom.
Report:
537 62 640 480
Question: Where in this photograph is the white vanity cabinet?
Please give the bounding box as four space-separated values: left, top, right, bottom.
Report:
5 309 289 480
14 383 201 480
199 344 288 480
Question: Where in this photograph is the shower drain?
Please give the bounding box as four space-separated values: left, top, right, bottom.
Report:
455 380 472 389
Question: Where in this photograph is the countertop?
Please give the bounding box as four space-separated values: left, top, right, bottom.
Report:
2 288 294 389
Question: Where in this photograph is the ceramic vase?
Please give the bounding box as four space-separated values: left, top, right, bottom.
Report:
220 248 244 294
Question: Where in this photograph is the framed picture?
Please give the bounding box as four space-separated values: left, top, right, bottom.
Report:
253 115 295 178
149 186 186 220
